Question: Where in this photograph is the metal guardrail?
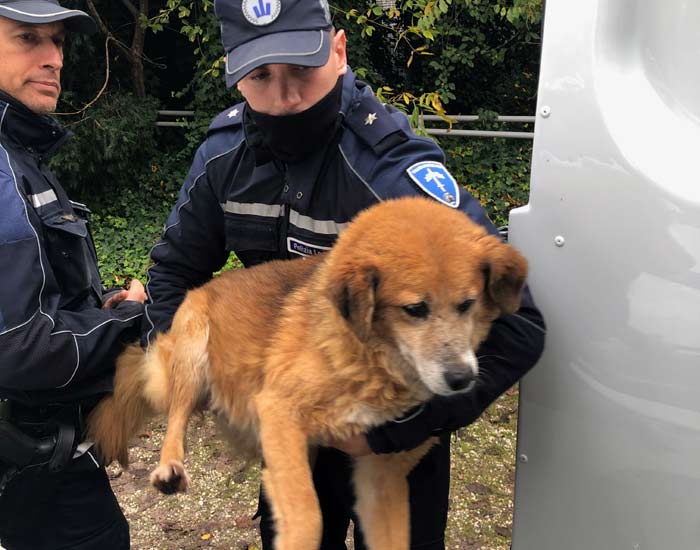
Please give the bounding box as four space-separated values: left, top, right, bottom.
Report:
156 110 194 127
420 114 535 139
156 111 536 139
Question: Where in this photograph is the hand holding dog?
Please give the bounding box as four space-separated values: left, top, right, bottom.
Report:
328 434 373 457
102 279 148 310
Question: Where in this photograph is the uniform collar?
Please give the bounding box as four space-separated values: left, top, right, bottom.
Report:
0 89 71 157
339 67 358 118
242 68 359 167
242 104 274 166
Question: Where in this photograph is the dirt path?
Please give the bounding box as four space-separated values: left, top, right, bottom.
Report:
111 390 520 550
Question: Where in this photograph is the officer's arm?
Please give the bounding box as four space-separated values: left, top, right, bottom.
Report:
144 141 228 346
0 180 144 391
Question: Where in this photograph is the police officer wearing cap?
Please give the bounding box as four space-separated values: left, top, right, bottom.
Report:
0 1 147 548
146 1 545 548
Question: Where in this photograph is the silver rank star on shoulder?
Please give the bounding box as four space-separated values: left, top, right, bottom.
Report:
364 112 377 126
228 108 239 118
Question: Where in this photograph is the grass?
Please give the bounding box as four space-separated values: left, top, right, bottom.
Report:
110 388 520 550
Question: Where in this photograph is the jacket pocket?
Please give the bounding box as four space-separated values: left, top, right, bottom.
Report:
40 213 95 306
224 213 279 253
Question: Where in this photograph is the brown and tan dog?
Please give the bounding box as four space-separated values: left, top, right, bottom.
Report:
88 196 528 550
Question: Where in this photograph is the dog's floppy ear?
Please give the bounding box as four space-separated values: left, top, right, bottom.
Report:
330 265 379 342
481 240 529 315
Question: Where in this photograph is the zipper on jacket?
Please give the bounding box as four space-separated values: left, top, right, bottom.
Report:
278 162 291 259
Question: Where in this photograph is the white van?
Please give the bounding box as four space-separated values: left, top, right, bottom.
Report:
509 1 700 548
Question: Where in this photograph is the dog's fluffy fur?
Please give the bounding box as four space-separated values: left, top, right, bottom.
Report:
88 197 528 549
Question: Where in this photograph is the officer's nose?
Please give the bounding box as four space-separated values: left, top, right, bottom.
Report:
276 83 303 114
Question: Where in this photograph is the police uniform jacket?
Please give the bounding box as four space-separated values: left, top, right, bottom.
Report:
146 70 546 453
0 92 144 407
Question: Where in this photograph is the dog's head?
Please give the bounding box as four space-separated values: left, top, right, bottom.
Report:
326 197 528 397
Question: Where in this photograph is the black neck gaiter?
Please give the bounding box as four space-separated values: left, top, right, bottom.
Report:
247 76 343 163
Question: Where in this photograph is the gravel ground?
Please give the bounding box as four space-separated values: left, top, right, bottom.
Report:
111 388 520 550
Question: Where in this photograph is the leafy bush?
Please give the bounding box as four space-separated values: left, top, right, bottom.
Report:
443 137 533 228
51 93 160 201
51 0 540 285
86 134 533 288
336 0 543 120
89 186 174 288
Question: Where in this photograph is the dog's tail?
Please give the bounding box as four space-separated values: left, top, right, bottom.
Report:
87 343 167 468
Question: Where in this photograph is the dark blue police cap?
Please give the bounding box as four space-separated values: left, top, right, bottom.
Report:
0 0 97 33
214 0 333 87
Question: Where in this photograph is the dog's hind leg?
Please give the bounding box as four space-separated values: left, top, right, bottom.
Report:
256 396 321 550
149 293 210 495
353 439 437 549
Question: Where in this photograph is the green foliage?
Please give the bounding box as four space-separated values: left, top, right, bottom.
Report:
335 0 542 119
51 93 160 201
148 0 238 154
90 185 243 287
51 0 542 285
90 188 169 288
442 137 532 227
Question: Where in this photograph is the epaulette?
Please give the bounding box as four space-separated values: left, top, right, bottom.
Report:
208 102 246 134
343 95 408 155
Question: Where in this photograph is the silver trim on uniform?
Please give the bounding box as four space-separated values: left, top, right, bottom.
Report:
145 142 245 348
289 209 349 235
30 189 58 209
52 313 142 388
221 201 283 218
0 103 55 336
338 144 383 202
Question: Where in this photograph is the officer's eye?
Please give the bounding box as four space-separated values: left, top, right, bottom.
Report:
18 32 38 44
249 70 270 82
402 301 430 319
292 66 314 74
456 299 476 314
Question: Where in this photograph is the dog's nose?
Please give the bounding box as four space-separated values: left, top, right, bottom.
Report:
443 370 475 392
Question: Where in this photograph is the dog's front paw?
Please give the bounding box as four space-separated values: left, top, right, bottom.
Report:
150 460 190 494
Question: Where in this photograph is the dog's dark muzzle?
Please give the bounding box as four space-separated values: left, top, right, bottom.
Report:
442 369 476 392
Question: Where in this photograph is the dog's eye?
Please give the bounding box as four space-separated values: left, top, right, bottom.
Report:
402 302 430 319
456 299 475 314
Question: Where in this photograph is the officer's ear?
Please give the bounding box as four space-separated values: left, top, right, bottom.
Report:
331 29 348 76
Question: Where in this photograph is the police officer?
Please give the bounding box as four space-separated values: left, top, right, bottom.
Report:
145 1 546 548
0 1 147 548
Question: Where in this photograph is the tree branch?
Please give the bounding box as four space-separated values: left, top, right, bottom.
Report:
84 0 110 36
119 0 140 18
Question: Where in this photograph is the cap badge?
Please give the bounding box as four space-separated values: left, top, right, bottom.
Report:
318 0 331 24
242 0 282 26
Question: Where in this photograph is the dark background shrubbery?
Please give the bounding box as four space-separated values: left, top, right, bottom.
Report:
51 0 542 287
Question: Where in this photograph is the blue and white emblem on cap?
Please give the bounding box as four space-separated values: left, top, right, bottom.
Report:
242 0 282 26
317 0 331 24
406 161 460 208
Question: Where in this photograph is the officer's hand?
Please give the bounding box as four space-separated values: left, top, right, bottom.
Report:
102 279 147 310
124 279 147 304
327 434 373 457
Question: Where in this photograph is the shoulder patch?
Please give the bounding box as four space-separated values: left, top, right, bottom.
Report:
406 161 460 208
344 95 406 153
208 102 245 134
